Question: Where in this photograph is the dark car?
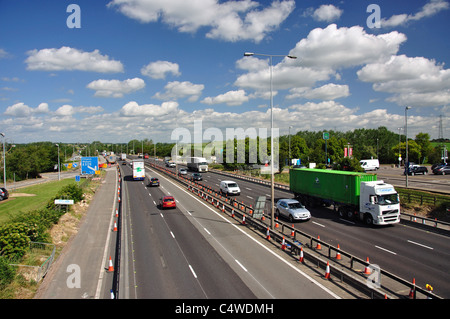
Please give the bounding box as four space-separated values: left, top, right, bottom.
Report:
0 187 8 201
190 173 202 181
148 177 160 187
405 166 428 175
433 164 450 175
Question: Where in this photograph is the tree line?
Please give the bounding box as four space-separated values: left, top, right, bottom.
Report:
1 127 447 182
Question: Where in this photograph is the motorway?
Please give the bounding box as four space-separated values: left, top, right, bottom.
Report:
146 160 450 298
117 162 354 299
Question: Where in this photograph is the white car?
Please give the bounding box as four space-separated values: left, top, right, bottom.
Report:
178 168 188 175
275 199 311 222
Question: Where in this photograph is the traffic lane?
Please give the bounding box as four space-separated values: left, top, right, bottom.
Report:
143 170 258 298
122 166 207 298
148 166 342 299
295 205 450 297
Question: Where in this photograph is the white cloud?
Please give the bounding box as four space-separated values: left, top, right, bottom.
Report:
86 78 146 98
4 102 34 117
55 104 104 116
289 24 407 69
107 0 295 43
312 5 342 22
201 90 249 106
357 55 450 107
382 0 449 28
141 61 181 79
25 46 124 73
153 81 204 102
287 84 350 100
119 101 179 117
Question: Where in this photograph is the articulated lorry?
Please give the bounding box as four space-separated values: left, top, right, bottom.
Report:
289 168 400 226
132 159 145 181
187 157 208 172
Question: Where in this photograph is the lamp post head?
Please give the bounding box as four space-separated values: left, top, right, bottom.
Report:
244 52 254 57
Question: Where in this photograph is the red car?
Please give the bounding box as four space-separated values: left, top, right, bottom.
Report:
160 196 176 209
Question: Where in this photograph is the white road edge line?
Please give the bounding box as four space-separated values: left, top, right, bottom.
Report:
235 259 248 272
152 167 341 299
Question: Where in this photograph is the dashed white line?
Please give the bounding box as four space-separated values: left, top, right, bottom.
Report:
375 245 397 255
407 240 434 250
235 259 248 272
189 265 198 278
312 221 325 228
203 227 211 235
170 231 175 239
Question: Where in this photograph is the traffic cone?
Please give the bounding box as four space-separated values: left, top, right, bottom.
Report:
316 236 322 250
242 214 246 225
107 256 114 272
364 257 371 275
275 217 279 228
115 208 119 218
266 227 271 240
290 225 295 237
281 236 286 250
335 244 342 260
324 262 330 279
113 221 118 232
299 247 304 263
222 205 225 213
409 278 416 299
231 209 235 217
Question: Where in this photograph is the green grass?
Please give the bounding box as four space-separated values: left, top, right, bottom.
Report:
0 179 77 225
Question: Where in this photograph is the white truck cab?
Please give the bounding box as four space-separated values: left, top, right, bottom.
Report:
359 181 400 225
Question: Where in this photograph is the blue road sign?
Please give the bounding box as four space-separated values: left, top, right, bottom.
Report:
81 157 98 175
75 175 81 182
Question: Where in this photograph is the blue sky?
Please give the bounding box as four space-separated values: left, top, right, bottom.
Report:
0 0 449 144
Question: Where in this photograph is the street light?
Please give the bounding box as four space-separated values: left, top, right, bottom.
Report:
55 143 60 181
1 133 5 188
243 52 297 230
405 106 411 187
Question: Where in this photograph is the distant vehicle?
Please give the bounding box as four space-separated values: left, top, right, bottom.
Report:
121 153 127 161
144 153 149 159
290 168 400 226
275 198 311 222
186 157 208 172
405 166 428 175
179 168 188 175
0 188 8 201
107 154 117 164
220 180 241 196
148 177 159 187
166 161 176 168
433 164 450 175
132 159 145 181
360 159 379 171
160 196 176 209
190 173 202 181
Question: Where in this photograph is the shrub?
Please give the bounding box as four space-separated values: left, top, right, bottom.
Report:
0 256 15 289
0 223 31 259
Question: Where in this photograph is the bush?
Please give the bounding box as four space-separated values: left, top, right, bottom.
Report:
0 223 31 259
0 256 15 289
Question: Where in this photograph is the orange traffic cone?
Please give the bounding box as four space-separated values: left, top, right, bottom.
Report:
113 221 118 232
335 244 342 260
107 256 114 272
290 225 295 237
316 236 322 250
409 278 416 299
281 236 286 250
364 257 371 275
324 262 330 279
299 247 304 263
242 214 246 224
266 227 271 240
275 217 279 228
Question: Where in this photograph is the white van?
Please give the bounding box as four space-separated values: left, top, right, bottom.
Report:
360 159 380 171
220 180 241 195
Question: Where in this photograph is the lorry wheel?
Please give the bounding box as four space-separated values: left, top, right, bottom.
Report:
364 214 374 225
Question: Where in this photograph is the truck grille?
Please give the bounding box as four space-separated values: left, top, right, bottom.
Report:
382 209 399 215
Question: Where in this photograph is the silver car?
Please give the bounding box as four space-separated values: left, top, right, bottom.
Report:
275 199 311 222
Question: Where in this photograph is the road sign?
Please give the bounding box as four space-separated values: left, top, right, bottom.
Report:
323 132 329 140
81 156 98 175
54 199 74 205
75 175 80 182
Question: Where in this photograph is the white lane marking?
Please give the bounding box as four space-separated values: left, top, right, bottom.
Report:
170 231 175 239
375 245 397 255
235 259 248 272
407 240 434 250
312 221 325 228
189 265 198 278
203 227 211 235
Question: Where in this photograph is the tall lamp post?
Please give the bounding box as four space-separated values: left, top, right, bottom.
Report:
1 133 6 188
243 52 297 230
55 143 60 181
405 106 411 187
